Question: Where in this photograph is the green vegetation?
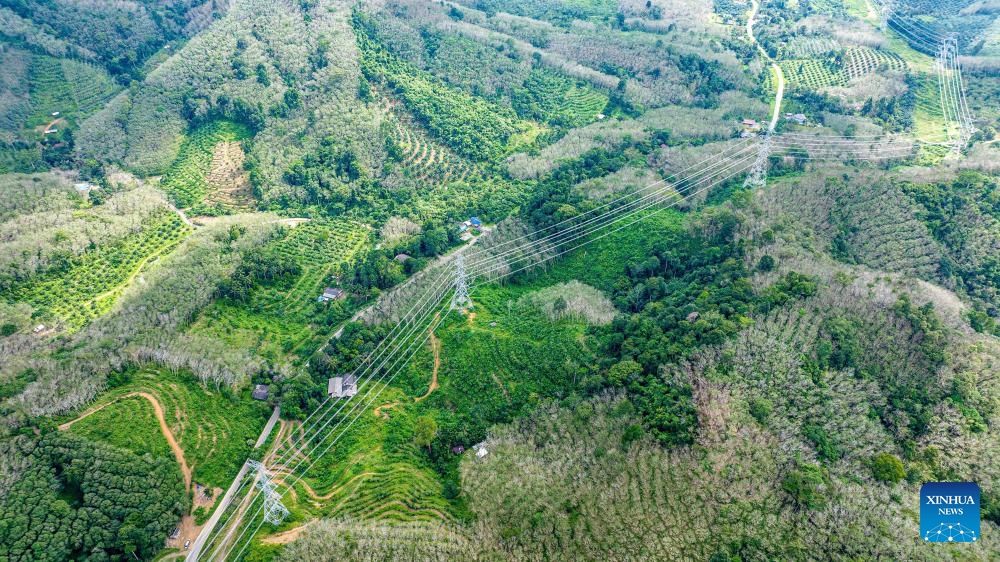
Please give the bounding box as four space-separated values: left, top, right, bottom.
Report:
356 15 539 161
67 396 174 461
781 48 906 91
512 69 609 127
901 171 1000 315
473 0 618 26
0 433 185 561
159 120 253 211
4 210 190 330
782 462 830 510
0 50 121 173
191 219 369 364
3 1 1000 561
871 453 906 483
69 368 269 489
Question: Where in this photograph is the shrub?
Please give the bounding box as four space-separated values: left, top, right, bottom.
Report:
607 360 642 387
782 462 828 510
757 254 775 271
749 398 773 423
871 453 905 483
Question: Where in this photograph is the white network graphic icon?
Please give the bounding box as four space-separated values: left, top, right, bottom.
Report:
923 523 978 542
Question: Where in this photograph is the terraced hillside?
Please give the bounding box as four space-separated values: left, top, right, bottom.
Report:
273 385 457 526
5 209 191 330
59 368 269 490
189 219 370 361
159 120 254 212
385 110 477 185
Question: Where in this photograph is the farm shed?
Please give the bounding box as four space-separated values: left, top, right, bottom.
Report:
318 287 345 302
328 375 358 398
252 384 269 401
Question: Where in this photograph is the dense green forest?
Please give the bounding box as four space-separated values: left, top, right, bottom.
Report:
0 0 998 560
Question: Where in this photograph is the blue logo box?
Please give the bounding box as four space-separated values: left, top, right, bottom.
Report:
920 482 980 543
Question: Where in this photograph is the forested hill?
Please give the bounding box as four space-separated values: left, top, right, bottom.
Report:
0 0 999 560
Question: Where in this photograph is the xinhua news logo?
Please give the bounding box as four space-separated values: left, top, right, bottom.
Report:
921 482 980 543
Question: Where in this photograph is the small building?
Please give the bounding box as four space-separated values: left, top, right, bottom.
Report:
51 111 60 117
33 324 45 333
686 311 700 322
394 253 411 263
472 442 488 459
741 118 760 131
451 445 465 454
328 375 358 398
784 113 807 125
469 217 482 228
318 287 345 302
458 223 469 233
596 113 606 120
44 128 56 134
252 384 269 401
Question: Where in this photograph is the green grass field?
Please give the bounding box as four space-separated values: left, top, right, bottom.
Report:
62 368 270 490
68 395 175 461
910 73 954 143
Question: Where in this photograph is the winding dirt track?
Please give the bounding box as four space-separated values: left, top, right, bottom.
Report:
59 391 193 491
415 319 441 402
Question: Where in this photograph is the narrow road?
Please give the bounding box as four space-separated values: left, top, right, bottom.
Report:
186 405 282 562
185 461 252 562
415 315 441 402
748 0 785 132
255 406 281 449
60 391 193 491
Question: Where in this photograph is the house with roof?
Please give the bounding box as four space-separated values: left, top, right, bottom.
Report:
469 217 482 228
472 442 489 459
784 112 807 125
741 118 760 131
318 287 345 302
252 384 269 401
394 253 411 263
328 375 358 398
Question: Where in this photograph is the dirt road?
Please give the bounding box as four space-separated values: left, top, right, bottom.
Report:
60 391 193 491
415 316 441 402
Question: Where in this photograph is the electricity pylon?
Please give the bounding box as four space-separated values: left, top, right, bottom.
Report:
743 133 772 189
247 460 289 526
450 252 470 310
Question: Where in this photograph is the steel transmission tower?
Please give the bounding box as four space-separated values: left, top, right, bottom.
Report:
450 252 470 310
247 460 289 525
743 133 773 189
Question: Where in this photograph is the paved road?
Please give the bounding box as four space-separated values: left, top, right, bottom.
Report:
186 405 279 561
255 406 281 449
748 0 785 132
184 461 251 562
